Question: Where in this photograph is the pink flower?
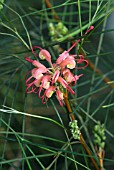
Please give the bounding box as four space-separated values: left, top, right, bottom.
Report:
34 78 42 87
60 55 76 69
32 60 46 69
52 70 60 84
67 39 81 53
25 26 94 105
26 81 37 94
31 46 52 63
62 69 83 85
32 68 46 79
56 51 69 64
74 74 83 81
31 46 42 57
25 57 48 73
56 90 64 106
85 26 94 35
76 55 88 69
38 75 51 98
41 75 51 89
62 69 75 83
25 73 38 94
45 86 56 98
39 49 51 63
57 77 75 94
25 57 34 63
40 86 56 103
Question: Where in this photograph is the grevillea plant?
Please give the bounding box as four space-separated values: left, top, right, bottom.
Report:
25 26 94 106
25 23 105 170
1 1 114 170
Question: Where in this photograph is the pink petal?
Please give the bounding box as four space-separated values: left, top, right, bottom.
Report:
85 26 94 35
25 57 33 63
41 93 48 104
34 79 42 87
25 58 48 72
57 77 67 88
52 70 60 84
32 68 45 79
31 68 37 75
56 51 69 64
66 85 75 94
31 46 42 57
45 86 56 98
39 49 51 62
74 74 83 81
72 74 83 85
60 57 76 69
26 84 37 94
67 39 80 53
62 69 74 83
58 77 75 94
38 86 44 98
76 55 88 69
26 75 33 86
26 80 37 93
56 90 64 106
32 60 47 69
41 75 51 89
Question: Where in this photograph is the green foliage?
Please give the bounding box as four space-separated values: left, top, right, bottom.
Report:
0 0 114 170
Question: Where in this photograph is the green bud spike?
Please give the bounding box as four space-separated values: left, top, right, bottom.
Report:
48 22 69 41
69 120 80 140
93 121 106 149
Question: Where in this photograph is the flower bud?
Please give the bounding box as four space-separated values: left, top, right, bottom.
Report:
61 26 68 35
56 22 64 30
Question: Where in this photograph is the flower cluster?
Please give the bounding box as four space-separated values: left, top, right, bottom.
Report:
25 41 89 106
69 120 81 140
48 22 68 41
93 122 106 149
25 25 94 105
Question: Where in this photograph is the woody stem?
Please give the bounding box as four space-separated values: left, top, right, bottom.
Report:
44 0 60 21
63 92 100 170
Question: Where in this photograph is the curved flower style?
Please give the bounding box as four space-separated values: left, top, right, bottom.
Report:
25 26 94 105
